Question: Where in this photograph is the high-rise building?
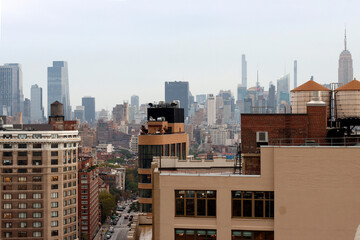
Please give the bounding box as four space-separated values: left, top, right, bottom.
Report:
0 63 24 116
338 30 353 85
47 61 71 120
195 94 206 104
0 102 80 240
277 74 290 111
294 60 297 88
81 96 95 124
138 102 188 219
74 106 85 123
165 81 189 118
242 54 247 88
206 94 216 126
23 98 31 124
31 84 44 123
130 95 139 112
112 102 129 124
268 83 276 113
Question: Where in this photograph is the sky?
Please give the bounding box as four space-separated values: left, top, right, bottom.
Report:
1 0 360 112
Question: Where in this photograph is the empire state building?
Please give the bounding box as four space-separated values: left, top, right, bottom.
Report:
338 30 353 85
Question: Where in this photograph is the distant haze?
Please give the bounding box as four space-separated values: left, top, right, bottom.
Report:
1 0 359 111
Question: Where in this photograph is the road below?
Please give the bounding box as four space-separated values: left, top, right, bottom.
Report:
110 205 130 240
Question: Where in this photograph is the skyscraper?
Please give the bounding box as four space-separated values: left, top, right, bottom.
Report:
31 84 44 123
0 63 24 116
294 60 297 88
277 74 290 112
242 54 247 88
130 95 139 112
23 98 31 124
47 61 71 119
165 81 189 118
207 94 216 126
338 30 353 85
268 82 276 113
82 96 95 124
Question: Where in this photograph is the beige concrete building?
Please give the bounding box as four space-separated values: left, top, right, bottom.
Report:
152 146 360 240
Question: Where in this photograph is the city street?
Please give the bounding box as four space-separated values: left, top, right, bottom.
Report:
110 205 130 240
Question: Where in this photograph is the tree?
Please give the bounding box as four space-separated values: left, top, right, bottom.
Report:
99 191 116 223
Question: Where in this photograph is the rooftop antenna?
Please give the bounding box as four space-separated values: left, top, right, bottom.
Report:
344 26 347 51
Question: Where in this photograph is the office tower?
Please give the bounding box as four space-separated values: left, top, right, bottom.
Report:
112 102 129 124
165 81 189 118
47 61 71 120
23 98 31 124
81 96 95 124
0 102 80 240
196 94 206 104
138 102 188 217
242 54 247 88
78 156 100 240
237 85 247 102
31 84 45 123
207 94 216 126
0 63 24 116
294 60 297 88
277 74 290 111
74 106 85 123
338 30 353 85
268 83 276 113
130 95 139 112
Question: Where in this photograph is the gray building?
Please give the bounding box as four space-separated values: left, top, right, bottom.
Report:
31 84 44 123
338 31 353 85
47 61 71 119
165 81 189 118
130 95 139 112
242 54 247 88
82 96 95 124
74 106 85 123
0 63 24 116
23 98 31 124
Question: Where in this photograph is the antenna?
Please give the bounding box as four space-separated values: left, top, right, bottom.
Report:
344 26 347 50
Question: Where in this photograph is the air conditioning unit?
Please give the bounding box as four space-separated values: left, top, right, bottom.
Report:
256 131 268 143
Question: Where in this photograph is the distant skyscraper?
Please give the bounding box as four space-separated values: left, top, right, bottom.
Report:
47 61 71 119
277 74 290 112
31 84 44 123
0 63 24 116
130 95 139 112
294 60 297 88
74 106 85 123
207 94 216 126
338 30 353 85
196 94 206 104
23 98 31 124
268 83 276 113
242 54 247 88
165 81 189 118
82 96 95 124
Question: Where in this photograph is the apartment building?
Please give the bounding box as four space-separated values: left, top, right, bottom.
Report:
0 101 80 240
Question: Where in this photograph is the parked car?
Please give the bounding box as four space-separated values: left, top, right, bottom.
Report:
106 232 112 239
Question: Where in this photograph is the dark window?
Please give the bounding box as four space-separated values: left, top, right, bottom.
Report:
3 169 12 173
32 168 42 173
18 185 27 190
139 203 152 213
51 143 58 148
32 151 42 157
51 159 58 165
171 144 175 156
175 190 216 217
232 191 274 218
231 230 274 240
3 144 12 149
139 145 163 169
51 168 58 173
139 174 151 184
165 144 169 156
33 144 42 149
51 230 58 236
3 152 12 157
33 185 42 190
139 189 152 198
32 176 42 182
18 144 27 149
18 232 27 237
51 151 58 156
51 184 58 189
32 160 42 166
18 169 27 173
18 152 27 157
175 229 216 240
176 143 181 158
181 143 186 160
18 160 27 166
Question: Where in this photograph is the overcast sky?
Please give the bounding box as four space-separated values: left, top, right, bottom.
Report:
1 0 360 112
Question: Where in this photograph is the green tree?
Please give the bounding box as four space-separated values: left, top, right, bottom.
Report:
99 191 116 223
125 168 138 192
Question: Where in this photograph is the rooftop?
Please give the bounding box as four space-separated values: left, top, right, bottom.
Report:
335 79 360 91
291 79 330 92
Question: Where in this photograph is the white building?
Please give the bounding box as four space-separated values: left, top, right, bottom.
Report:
207 94 216 126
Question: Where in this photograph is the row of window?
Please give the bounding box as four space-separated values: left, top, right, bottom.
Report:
3 176 42 182
3 185 42 191
3 231 42 238
175 230 274 240
4 221 42 228
2 168 42 173
3 203 42 209
4 193 42 199
175 191 274 218
3 212 43 219
3 158 77 166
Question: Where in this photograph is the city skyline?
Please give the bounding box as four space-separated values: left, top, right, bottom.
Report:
1 0 360 111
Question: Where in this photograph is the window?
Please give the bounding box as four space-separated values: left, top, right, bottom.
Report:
33 212 42 218
32 168 42 173
2 159 12 165
3 169 12 173
18 212 27 218
18 160 28 165
3 152 12 157
4 222 12 228
51 144 58 148
3 203 12 209
51 184 58 190
3 143 12 148
19 222 27 228
19 193 27 199
18 151 27 156
33 222 42 228
175 229 216 240
18 231 27 237
175 190 216 217
51 192 59 199
18 177 27 182
51 211 58 217
33 143 42 148
18 203 27 209
4 232 12 238
32 151 42 156
33 185 42 190
51 176 58 181
232 191 274 218
51 168 58 173
51 159 58 165
231 230 274 240
3 177 12 182
32 160 42 165
33 176 42 182
18 143 27 148
139 145 163 168
3 185 12 190
51 202 59 208
51 230 58 236
33 203 42 209
18 169 27 173
19 185 28 190
33 193 42 199
3 194 12 200
33 232 42 237
51 220 58 227
3 213 12 219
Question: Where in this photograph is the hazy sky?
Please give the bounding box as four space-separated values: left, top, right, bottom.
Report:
1 0 360 112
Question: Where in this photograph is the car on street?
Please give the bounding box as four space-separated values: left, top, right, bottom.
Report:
106 232 112 239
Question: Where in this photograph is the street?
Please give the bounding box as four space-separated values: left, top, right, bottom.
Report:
109 204 131 240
